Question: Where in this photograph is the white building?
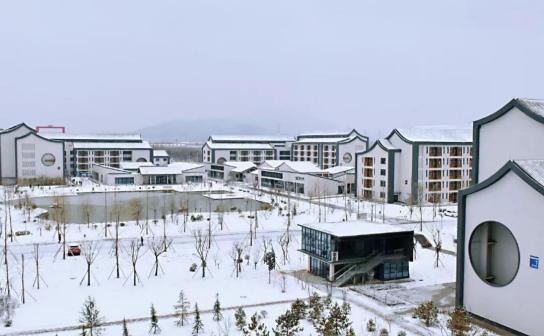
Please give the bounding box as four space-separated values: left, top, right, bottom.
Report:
291 130 368 169
355 127 472 204
152 149 170 166
41 133 153 177
257 160 354 197
202 135 294 164
91 161 206 185
457 98 544 336
0 123 64 185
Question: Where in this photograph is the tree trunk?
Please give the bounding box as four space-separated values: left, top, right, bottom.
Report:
87 264 91 286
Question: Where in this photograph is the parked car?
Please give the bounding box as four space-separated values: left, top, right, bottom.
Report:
67 244 81 256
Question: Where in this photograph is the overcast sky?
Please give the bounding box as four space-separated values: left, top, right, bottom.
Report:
1 0 543 135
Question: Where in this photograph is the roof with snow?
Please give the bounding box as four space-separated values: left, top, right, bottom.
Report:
208 135 294 143
168 162 205 172
205 141 274 150
259 160 289 169
388 127 472 143
515 160 544 187
138 166 182 175
72 141 152 149
323 166 355 175
299 221 413 238
277 161 323 174
43 133 143 142
224 161 257 173
119 162 154 170
295 129 367 144
153 150 169 157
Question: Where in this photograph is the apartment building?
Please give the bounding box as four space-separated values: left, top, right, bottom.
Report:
291 130 368 169
202 135 294 164
41 133 153 177
355 127 472 204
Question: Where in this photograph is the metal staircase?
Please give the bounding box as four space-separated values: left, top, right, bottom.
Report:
333 253 404 286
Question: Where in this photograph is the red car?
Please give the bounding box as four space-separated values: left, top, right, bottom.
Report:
67 244 81 256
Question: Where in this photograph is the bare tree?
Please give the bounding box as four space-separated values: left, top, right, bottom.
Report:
81 201 93 229
149 237 169 277
230 242 244 278
415 184 426 232
111 198 124 279
80 241 100 286
433 228 443 268
128 198 143 230
32 243 47 290
127 240 143 286
251 245 261 270
278 232 291 265
193 230 211 278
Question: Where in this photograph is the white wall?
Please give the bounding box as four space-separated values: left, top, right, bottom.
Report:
478 107 544 182
0 125 34 182
15 134 64 180
338 138 367 167
463 171 544 336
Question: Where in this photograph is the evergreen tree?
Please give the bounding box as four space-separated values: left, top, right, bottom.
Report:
79 296 104 336
366 319 376 332
243 313 270 336
213 293 223 322
192 303 204 335
315 302 352 336
346 327 356 336
273 309 303 336
447 307 472 336
308 292 323 325
122 318 129 336
263 250 276 284
290 299 307 321
234 307 247 330
397 332 407 336
323 294 332 309
174 290 191 326
414 301 438 327
149 304 161 334
379 328 389 336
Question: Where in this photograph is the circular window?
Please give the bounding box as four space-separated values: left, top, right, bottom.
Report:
469 221 519 287
41 153 56 166
217 157 226 164
136 158 148 162
342 153 352 164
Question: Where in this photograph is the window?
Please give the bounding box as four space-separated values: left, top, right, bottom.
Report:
261 171 283 179
380 180 386 187
469 221 519 286
380 158 386 164
115 177 134 185
380 169 386 176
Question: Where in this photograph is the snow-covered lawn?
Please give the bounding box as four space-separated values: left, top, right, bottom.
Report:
0 181 496 336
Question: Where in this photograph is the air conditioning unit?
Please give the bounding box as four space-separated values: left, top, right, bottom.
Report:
331 251 339 262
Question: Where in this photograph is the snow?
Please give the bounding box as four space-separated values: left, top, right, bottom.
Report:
0 180 498 336
300 220 413 237
277 161 323 173
205 141 274 150
72 141 152 149
153 150 169 157
138 166 183 175
42 133 143 141
394 126 472 143
515 159 544 186
119 162 155 170
323 166 354 175
516 98 544 117
208 135 294 142
224 161 257 173
258 160 288 169
294 136 355 144
168 162 205 172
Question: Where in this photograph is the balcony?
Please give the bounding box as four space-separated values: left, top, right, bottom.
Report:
363 190 373 199
428 171 442 180
449 182 462 191
448 192 458 203
449 171 462 180
449 147 462 157
93 151 105 157
364 158 374 166
428 182 441 192
363 168 373 178
363 179 373 188
429 147 442 157
429 159 442 169
449 159 462 168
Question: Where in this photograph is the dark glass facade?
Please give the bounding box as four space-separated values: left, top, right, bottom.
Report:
301 226 332 260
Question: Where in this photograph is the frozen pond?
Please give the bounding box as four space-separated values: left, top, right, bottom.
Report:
31 190 266 224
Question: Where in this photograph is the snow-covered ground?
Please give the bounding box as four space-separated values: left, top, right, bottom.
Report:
0 181 495 335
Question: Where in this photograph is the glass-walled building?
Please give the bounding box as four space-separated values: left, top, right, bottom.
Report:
299 221 414 286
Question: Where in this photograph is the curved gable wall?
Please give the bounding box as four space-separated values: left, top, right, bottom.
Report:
477 107 544 183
